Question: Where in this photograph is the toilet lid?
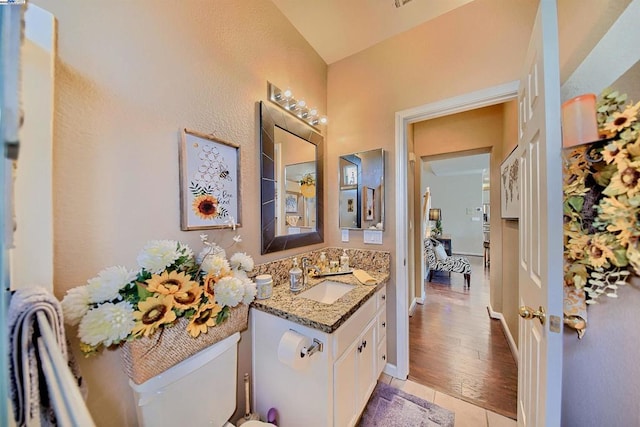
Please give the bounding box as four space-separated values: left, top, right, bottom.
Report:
242 421 274 426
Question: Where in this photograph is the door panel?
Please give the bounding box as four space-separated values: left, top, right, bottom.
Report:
517 1 564 426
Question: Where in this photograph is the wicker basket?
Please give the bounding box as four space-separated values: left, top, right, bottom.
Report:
121 303 249 384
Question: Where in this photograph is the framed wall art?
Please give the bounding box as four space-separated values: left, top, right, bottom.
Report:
285 192 299 213
179 128 242 230
500 145 521 219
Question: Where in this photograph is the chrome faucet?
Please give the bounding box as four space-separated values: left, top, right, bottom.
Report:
301 257 320 287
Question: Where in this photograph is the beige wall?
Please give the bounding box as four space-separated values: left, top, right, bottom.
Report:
34 0 326 424
500 100 519 345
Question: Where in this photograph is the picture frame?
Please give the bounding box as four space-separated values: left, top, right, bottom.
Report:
500 145 521 219
347 198 354 213
179 128 242 230
285 192 299 213
363 186 375 221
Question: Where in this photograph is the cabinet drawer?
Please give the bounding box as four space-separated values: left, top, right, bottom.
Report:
333 297 376 359
376 287 386 309
377 309 387 341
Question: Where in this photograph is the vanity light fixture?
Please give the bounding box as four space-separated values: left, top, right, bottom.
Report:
268 81 328 130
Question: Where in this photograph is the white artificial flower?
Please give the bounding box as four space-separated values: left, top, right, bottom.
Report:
86 266 136 304
232 269 249 281
214 276 245 307
200 253 230 275
242 281 257 304
137 240 193 274
229 252 254 272
61 286 91 326
78 301 135 347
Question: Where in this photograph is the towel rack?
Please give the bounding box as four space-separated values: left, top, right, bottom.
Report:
36 311 96 427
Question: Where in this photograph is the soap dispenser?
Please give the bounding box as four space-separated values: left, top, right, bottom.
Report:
340 249 350 272
289 258 303 292
319 252 328 273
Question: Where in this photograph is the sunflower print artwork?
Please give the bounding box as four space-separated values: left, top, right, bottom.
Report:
188 142 233 221
192 194 219 220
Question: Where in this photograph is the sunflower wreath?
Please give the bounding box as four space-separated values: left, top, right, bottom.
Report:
563 89 640 304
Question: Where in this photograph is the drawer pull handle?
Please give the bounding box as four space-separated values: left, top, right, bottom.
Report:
382 322 386 328
358 344 363 353
362 340 367 349
381 295 386 300
382 355 386 361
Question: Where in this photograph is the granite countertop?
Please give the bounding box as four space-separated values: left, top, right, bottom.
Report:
251 270 389 334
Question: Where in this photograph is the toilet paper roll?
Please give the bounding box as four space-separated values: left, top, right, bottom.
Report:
277 330 311 371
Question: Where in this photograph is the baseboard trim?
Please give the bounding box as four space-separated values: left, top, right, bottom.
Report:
383 363 402 379
487 305 519 366
409 297 423 317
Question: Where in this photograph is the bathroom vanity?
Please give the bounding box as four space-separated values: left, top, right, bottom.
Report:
251 270 388 427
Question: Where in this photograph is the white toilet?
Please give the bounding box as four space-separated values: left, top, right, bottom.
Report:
129 332 274 427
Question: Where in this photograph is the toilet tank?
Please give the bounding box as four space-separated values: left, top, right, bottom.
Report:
129 332 240 427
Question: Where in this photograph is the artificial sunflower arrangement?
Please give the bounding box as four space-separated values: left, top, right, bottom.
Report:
563 89 640 304
299 173 315 187
61 231 256 356
299 173 316 198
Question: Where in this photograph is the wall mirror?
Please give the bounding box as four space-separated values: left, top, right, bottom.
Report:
339 149 385 230
259 101 324 254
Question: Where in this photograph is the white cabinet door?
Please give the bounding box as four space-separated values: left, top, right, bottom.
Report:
356 320 377 414
334 318 378 427
334 342 357 427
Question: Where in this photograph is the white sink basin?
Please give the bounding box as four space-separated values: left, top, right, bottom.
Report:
299 280 355 304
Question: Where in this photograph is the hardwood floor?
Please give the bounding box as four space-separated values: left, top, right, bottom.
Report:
409 255 518 420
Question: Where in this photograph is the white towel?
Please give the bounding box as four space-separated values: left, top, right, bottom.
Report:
8 286 76 426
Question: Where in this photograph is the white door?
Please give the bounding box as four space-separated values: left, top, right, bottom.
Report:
517 1 564 426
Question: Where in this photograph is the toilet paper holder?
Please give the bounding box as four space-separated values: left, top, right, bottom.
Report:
300 339 323 358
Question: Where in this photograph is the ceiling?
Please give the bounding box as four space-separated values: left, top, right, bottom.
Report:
271 0 476 64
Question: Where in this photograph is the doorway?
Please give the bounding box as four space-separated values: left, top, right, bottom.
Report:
393 81 520 418
410 151 517 419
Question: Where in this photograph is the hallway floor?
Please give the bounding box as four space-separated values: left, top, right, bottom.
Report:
409 255 518 419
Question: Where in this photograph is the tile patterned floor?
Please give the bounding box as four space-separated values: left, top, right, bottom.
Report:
378 373 517 427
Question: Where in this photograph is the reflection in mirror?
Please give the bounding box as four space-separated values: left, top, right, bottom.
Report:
260 101 324 254
339 149 384 230
276 126 316 236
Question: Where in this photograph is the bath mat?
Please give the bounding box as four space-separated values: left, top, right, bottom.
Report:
357 381 454 427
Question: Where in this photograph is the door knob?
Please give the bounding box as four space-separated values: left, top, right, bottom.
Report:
519 305 546 325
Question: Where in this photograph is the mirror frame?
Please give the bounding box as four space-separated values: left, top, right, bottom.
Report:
259 101 324 254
